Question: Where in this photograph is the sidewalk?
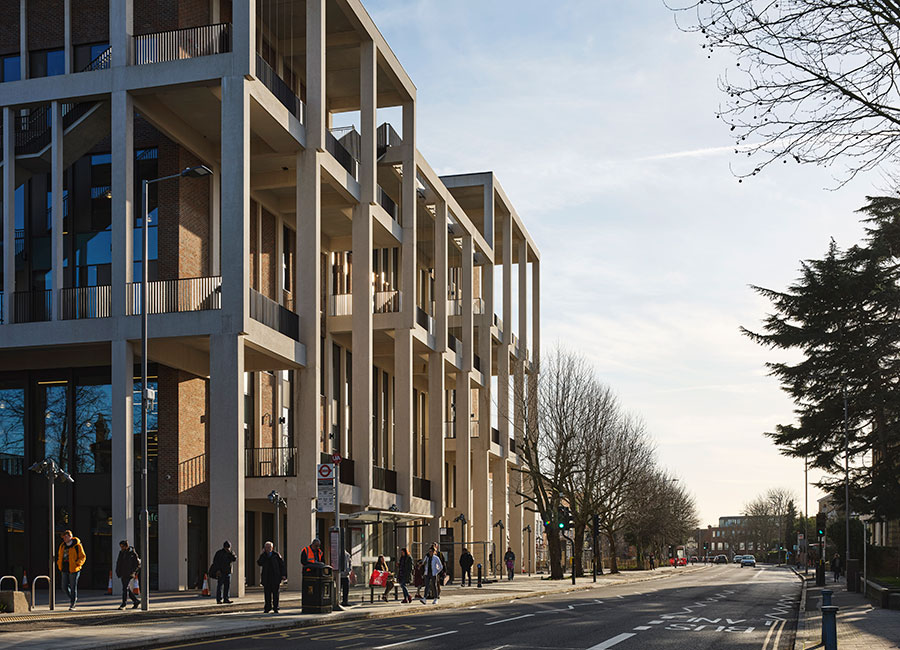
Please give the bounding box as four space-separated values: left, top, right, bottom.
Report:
796 574 900 650
0 565 707 649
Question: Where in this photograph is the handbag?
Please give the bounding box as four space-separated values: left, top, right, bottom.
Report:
369 569 389 587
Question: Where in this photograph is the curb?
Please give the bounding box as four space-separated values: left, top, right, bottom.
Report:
35 566 710 650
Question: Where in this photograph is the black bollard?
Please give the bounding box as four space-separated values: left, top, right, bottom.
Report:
593 557 596 583
822 589 833 606
821 605 838 650
477 563 483 588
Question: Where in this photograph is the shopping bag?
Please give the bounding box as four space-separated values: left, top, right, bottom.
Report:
369 569 389 587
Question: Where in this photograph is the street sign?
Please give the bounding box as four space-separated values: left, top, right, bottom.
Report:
332 452 342 465
317 464 335 512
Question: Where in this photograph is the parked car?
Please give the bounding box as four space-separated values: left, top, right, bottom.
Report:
714 555 728 564
732 555 744 564
740 555 757 567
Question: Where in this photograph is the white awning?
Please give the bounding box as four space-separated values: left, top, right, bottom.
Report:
344 509 433 525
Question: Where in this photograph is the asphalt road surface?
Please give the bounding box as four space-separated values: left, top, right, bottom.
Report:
155 565 801 650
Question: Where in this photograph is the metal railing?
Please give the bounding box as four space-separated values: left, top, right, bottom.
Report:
178 453 207 491
473 297 485 315
133 23 232 65
493 313 503 333
82 46 112 71
31 575 51 611
255 54 304 122
413 477 431 500
59 285 111 320
127 276 222 315
448 299 462 316
326 129 359 179
471 419 480 438
448 334 461 354
373 465 398 493
0 292 3 324
374 290 400 314
492 427 501 445
13 289 51 322
14 229 24 257
0 575 17 591
12 103 93 155
246 447 297 478
377 186 398 221
416 306 434 335
445 421 456 439
250 288 299 341
329 293 352 316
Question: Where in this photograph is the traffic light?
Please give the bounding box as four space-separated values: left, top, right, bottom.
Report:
816 512 826 537
557 506 573 531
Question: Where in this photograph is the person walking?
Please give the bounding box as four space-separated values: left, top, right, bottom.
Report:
340 549 352 607
300 538 324 566
114 540 140 610
434 544 447 598
412 558 425 600
57 530 86 610
420 546 443 604
504 546 516 581
257 541 286 614
211 540 237 604
459 547 474 587
832 553 842 583
397 548 413 603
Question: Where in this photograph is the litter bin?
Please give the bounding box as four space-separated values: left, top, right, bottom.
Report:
302 564 333 614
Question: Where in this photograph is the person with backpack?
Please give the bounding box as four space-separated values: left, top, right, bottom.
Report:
419 545 443 604
504 547 516 581
459 547 474 586
115 540 140 610
211 540 237 604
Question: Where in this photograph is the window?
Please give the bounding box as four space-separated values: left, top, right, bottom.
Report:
2 55 20 82
36 381 68 470
29 49 65 78
75 378 112 474
0 387 25 475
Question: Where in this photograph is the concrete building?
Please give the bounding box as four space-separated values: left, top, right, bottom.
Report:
0 0 540 595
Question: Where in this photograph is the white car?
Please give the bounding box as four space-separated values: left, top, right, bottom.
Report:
732 555 744 564
740 555 757 567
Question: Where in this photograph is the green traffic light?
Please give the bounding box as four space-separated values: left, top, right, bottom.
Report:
558 522 564 529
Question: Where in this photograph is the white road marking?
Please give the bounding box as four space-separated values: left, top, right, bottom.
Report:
587 632 637 649
374 630 458 649
485 613 535 626
633 625 651 630
648 620 664 624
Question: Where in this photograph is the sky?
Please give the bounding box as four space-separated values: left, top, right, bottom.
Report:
362 0 882 527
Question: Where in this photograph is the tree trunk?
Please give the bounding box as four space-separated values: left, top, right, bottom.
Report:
573 523 586 577
547 530 564 579
606 530 619 573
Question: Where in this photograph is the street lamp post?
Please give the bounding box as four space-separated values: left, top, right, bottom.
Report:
268 490 287 552
523 524 532 576
139 165 212 611
28 458 74 611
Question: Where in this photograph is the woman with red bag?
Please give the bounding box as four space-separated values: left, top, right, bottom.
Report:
371 555 395 601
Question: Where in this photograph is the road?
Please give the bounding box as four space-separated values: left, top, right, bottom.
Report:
155 565 801 650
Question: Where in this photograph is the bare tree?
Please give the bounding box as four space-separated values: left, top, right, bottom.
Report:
742 487 798 556
668 0 900 181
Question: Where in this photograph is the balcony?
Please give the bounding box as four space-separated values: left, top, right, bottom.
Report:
60 285 111 320
255 54 304 123
13 102 93 155
377 185 398 221
373 465 397 493
329 293 352 316
82 46 111 72
492 427 501 445
473 298 485 315
374 290 400 314
246 447 297 478
448 297 483 317
13 289 51 323
178 453 207 491
133 23 232 65
127 276 221 315
416 306 434 335
413 477 431 500
444 421 455 439
250 288 300 341
326 128 359 179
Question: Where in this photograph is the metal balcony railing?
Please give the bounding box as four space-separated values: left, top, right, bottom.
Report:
178 453 207 491
250 288 299 341
373 465 397 493
416 306 434 335
377 186 398 221
326 129 359 179
445 421 455 439
0 454 23 476
413 477 431 500
493 313 503 333
14 230 24 258
133 23 232 65
13 289 51 323
11 102 94 155
255 54 305 123
374 290 400 314
246 447 297 478
448 334 461 354
448 299 462 316
127 276 222 315
82 46 112 72
60 285 111 320
329 293 352 316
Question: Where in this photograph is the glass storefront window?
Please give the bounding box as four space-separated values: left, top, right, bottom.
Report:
0 388 25 476
75 382 112 474
133 378 159 472
36 382 68 469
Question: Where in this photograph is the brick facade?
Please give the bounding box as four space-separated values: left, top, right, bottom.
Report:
71 0 109 46
261 207 276 299
157 365 209 507
27 0 64 51
250 199 258 290
0 0 20 56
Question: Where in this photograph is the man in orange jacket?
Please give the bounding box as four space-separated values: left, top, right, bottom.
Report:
300 538 324 566
57 530 86 610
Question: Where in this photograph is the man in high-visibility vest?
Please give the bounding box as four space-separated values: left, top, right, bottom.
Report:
301 538 324 566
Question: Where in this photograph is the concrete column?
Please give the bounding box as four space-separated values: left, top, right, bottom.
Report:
2 108 15 325
19 0 26 79
109 0 133 68
519 238 528 358
490 459 507 571
110 339 134 594
231 0 255 78
395 329 413 508
360 40 376 205
210 163 221 276
434 201 447 350
209 333 245 597
324 333 333 447
532 259 540 367
111 92 134 317
64 0 71 73
472 450 489 554
508 468 523 575
401 101 416 329
50 101 63 320
306 0 326 151
454 372 471 541
158 503 187 591
425 354 445 542
462 235 473 371
221 76 250 326
498 214 512 453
